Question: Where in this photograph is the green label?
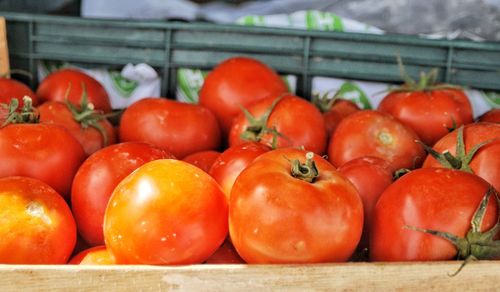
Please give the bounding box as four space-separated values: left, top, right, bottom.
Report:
337 82 372 109
481 91 500 108
306 11 344 31
177 69 209 103
110 71 138 98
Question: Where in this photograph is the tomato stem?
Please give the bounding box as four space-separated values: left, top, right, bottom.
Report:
0 96 40 127
290 152 319 183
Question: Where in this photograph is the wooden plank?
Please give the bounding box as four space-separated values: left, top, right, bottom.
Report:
0 17 10 77
0 261 499 291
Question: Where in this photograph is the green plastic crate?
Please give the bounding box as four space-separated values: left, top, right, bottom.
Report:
3 12 500 100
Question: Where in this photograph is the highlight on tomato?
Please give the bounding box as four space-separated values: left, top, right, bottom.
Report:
68 246 116 265
103 159 228 265
0 176 76 264
229 148 363 264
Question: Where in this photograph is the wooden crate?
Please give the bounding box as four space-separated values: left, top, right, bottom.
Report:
1 261 500 291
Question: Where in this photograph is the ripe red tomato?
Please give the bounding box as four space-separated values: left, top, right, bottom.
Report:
0 176 76 264
36 68 112 113
229 148 363 263
338 156 394 249
0 123 85 199
205 239 245 264
313 95 360 137
229 95 327 155
68 246 115 265
328 110 425 170
0 77 37 106
477 109 500 123
422 123 500 192
209 142 271 201
182 150 221 173
199 57 289 135
378 88 473 146
38 101 116 156
370 168 497 261
104 159 228 265
71 142 174 246
119 98 221 159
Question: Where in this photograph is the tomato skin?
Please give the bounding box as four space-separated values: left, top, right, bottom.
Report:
477 109 500 123
0 78 37 106
229 148 363 264
338 156 394 250
323 99 360 137
68 246 115 265
422 122 500 192
36 69 111 112
199 57 289 135
205 239 245 264
0 124 85 199
378 89 473 146
0 176 76 264
328 110 425 170
38 101 116 156
209 142 271 200
182 150 221 173
104 159 228 265
370 168 497 261
229 95 327 155
71 142 174 246
119 98 221 159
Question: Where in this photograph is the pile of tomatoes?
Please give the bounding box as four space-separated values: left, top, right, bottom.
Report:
0 56 499 266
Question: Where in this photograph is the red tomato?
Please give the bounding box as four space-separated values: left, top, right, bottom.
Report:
205 239 245 264
104 159 228 265
477 109 500 123
119 98 221 159
328 110 425 170
422 123 500 192
182 150 221 173
229 95 327 155
36 68 112 113
229 148 363 263
209 142 270 201
338 156 394 250
68 246 115 265
0 77 37 106
378 88 473 146
71 142 174 246
313 95 360 137
0 123 85 199
370 168 497 261
0 176 76 264
38 101 116 156
199 57 289 136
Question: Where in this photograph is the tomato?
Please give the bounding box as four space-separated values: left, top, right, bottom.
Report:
119 97 221 159
338 156 394 250
422 123 500 192
36 68 112 113
0 123 85 199
182 150 221 173
229 95 327 155
68 246 115 265
209 142 270 201
205 239 245 264
0 77 37 106
477 109 500 123
370 168 498 261
328 110 425 170
104 159 228 265
0 176 76 264
71 142 174 246
312 94 360 137
199 57 289 136
229 148 363 263
38 101 116 156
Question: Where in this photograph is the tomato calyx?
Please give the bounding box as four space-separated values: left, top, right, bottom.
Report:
390 56 462 93
239 96 287 149
419 126 493 173
65 83 112 146
311 89 342 113
1 96 40 127
290 152 319 183
405 187 500 276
